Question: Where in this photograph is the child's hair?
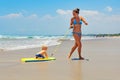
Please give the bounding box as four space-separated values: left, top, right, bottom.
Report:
41 45 48 50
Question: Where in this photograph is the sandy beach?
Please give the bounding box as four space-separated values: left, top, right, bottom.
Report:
0 38 120 80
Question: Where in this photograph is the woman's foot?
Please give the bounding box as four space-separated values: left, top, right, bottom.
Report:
68 54 71 59
79 57 84 60
68 56 70 59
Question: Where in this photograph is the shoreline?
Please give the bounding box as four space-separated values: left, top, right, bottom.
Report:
0 36 120 52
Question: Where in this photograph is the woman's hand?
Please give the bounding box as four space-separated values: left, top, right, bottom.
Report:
85 22 88 25
69 25 73 29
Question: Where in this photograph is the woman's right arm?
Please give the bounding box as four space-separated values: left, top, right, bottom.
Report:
70 18 74 29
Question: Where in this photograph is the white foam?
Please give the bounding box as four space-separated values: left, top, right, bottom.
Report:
0 39 61 51
0 35 98 51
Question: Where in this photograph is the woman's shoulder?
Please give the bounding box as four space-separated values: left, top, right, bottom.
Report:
71 17 75 21
72 17 76 19
79 16 83 19
80 16 83 19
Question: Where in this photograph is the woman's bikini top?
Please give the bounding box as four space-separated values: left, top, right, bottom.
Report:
73 19 82 25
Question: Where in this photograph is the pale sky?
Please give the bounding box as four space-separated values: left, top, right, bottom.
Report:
0 0 120 35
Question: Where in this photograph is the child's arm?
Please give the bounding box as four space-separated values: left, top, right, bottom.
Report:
44 52 48 58
41 50 48 58
37 51 41 54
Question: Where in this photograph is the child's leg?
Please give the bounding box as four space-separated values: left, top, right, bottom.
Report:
36 54 45 58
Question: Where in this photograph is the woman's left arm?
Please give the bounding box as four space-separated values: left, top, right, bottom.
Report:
81 16 88 25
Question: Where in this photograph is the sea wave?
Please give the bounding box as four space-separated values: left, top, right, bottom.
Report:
0 35 71 40
0 39 61 51
0 35 96 51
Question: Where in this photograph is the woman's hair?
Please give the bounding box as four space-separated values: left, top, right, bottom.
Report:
73 8 80 14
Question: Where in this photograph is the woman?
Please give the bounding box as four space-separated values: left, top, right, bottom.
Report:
68 8 88 60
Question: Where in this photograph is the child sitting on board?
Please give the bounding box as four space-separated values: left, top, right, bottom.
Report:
35 45 48 59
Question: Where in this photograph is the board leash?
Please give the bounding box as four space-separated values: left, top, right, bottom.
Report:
50 29 70 56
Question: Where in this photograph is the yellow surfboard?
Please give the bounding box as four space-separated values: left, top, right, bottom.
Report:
21 57 56 62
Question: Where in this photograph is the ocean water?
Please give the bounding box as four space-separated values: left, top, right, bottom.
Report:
0 35 96 51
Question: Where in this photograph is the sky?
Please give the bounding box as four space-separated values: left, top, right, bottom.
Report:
0 0 120 35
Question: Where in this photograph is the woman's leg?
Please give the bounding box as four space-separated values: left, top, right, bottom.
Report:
68 42 78 59
74 34 84 59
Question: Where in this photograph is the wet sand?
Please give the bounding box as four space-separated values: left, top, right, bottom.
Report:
0 38 120 80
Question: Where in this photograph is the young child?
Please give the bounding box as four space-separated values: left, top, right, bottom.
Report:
35 45 48 59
